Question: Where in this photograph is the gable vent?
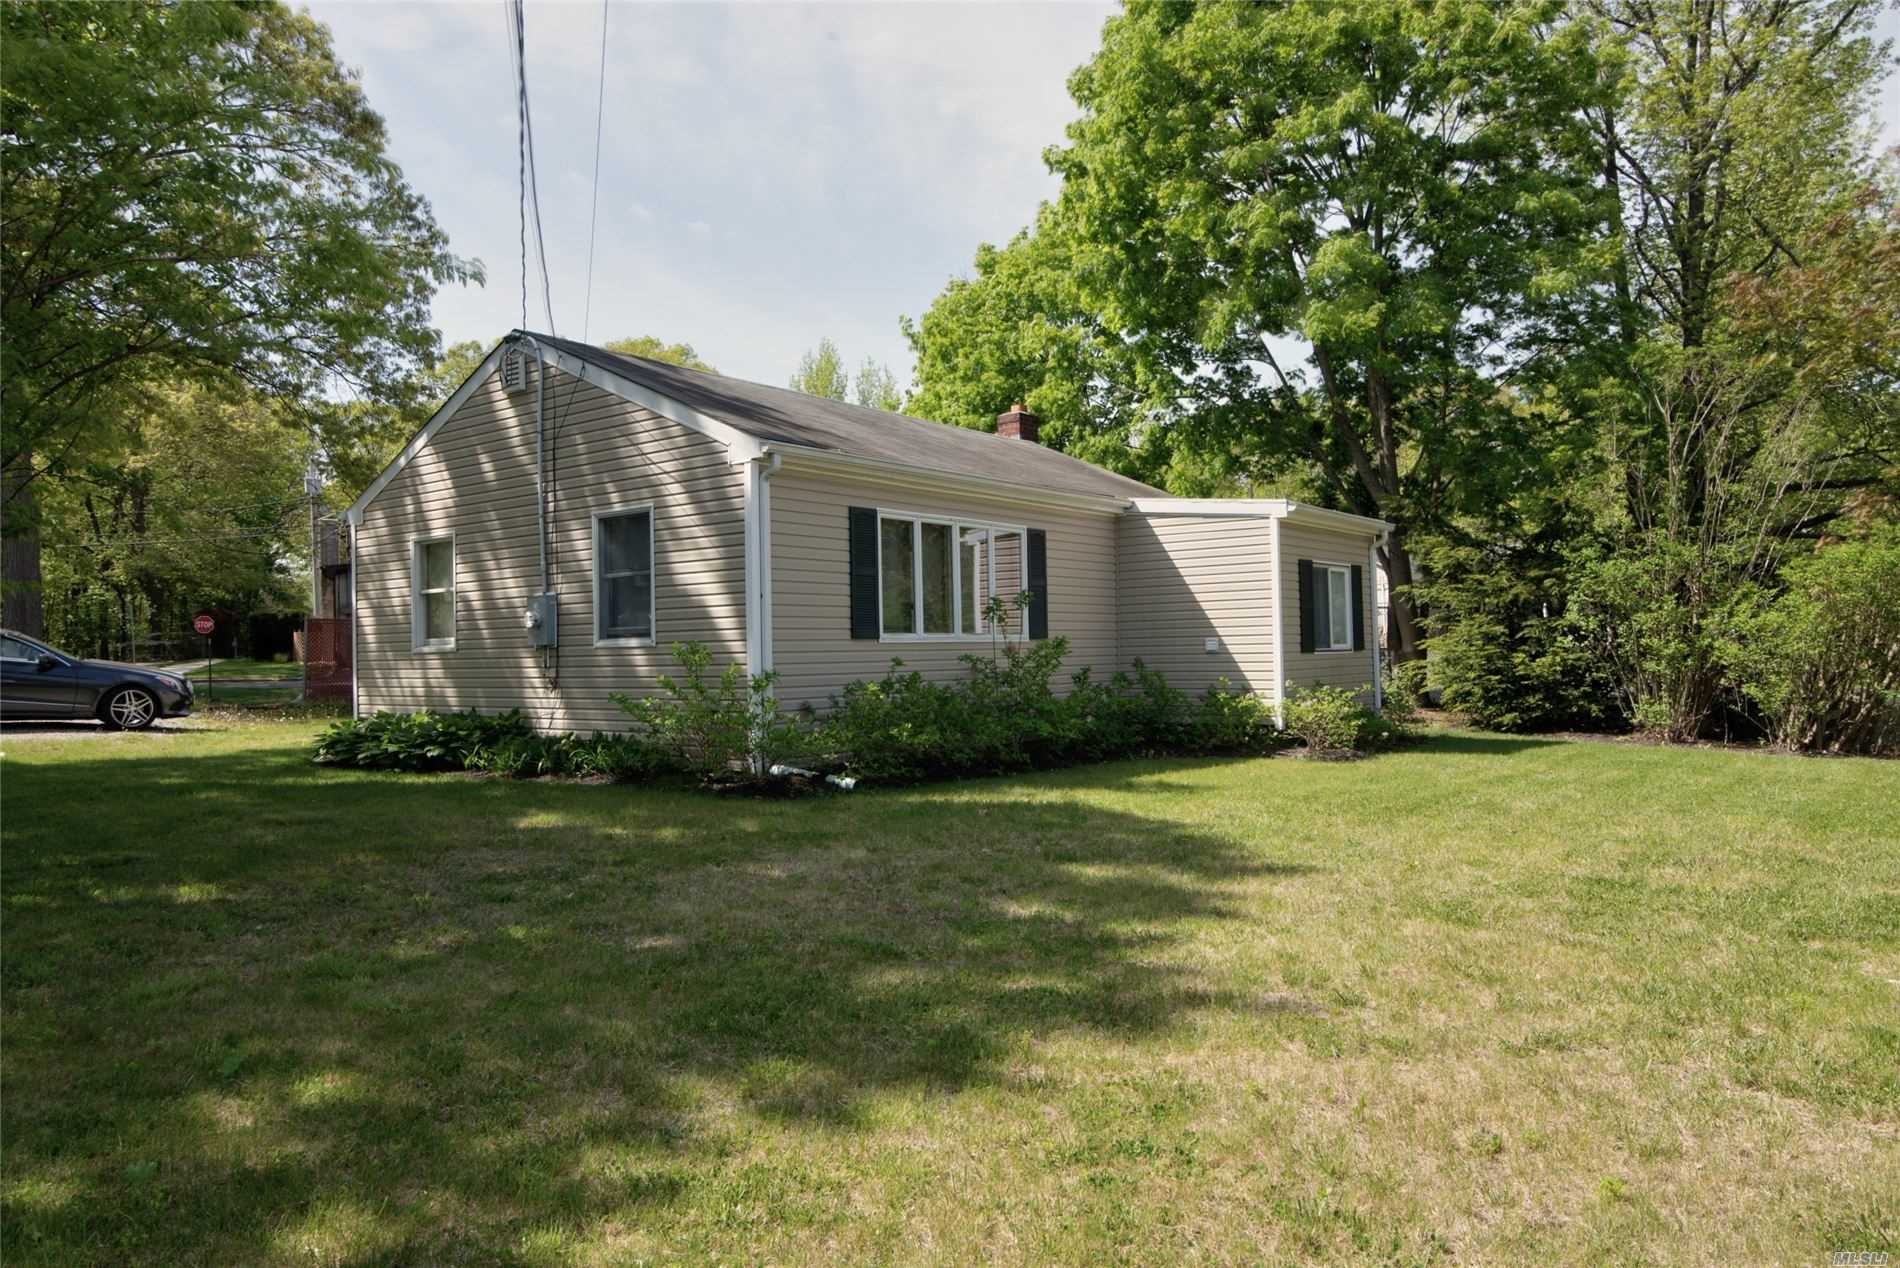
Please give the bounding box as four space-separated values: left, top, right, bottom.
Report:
500 345 533 393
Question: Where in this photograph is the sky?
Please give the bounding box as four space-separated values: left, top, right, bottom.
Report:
311 1 1900 392
308 0 1118 390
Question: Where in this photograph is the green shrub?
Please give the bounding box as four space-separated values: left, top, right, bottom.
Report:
1718 524 1900 755
465 732 670 780
1411 536 1617 733
1192 681 1278 752
312 709 531 771
1385 658 1429 710
566 733 672 780
613 642 811 782
815 645 1282 783
466 734 573 778
1281 684 1394 757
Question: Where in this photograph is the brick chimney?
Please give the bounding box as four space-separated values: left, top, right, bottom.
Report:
996 403 1040 443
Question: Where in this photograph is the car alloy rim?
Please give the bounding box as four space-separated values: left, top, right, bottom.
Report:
112 691 153 727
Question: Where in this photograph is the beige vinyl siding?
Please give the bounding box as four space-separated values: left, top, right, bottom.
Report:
354 363 746 731
768 469 1119 714
1278 519 1380 699
1116 513 1273 693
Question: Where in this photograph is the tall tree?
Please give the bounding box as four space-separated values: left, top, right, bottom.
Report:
1 0 476 634
904 208 1177 484
39 378 309 657
1044 0 1611 661
1560 0 1898 737
603 335 716 373
853 358 903 412
789 338 852 400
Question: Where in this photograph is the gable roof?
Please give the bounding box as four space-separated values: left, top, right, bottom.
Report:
529 332 1165 502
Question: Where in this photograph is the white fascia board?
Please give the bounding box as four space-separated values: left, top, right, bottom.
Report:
345 344 507 525
768 445 1132 517
530 342 766 465
1127 498 1289 518
1278 502 1392 534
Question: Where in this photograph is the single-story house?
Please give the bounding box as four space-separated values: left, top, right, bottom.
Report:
344 332 1390 731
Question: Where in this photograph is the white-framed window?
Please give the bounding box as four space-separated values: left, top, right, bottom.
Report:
877 511 1025 641
1314 561 1353 652
593 505 655 645
411 535 456 651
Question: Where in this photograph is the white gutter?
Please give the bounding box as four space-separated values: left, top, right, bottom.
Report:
1125 497 1391 534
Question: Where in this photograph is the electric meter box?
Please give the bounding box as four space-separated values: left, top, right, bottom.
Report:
526 592 559 648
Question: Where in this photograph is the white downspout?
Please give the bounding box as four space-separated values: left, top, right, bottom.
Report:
348 514 360 720
1268 512 1285 728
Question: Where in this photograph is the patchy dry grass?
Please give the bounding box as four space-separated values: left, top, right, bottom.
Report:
1 720 1895 1265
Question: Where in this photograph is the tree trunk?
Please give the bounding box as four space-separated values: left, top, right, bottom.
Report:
1380 530 1426 664
2 460 46 637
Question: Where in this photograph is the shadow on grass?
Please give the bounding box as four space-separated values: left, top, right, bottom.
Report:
2 741 1310 1261
1405 730 1568 756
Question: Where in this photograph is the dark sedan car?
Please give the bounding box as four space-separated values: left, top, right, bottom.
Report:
0 630 194 729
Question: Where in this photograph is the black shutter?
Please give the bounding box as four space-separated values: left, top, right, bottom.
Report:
848 507 879 639
1026 529 1049 640
1351 564 1366 651
1297 559 1316 654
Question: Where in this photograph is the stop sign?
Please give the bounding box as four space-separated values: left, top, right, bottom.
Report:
192 612 215 636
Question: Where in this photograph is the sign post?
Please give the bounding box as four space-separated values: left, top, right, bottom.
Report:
192 612 216 706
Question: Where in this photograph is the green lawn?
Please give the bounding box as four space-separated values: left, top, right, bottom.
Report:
173 657 305 682
190 685 304 709
2 721 1895 1265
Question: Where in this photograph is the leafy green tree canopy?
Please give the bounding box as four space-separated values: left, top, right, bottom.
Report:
1036 0 1612 658
790 338 852 400
1 0 478 520
602 336 716 373
789 337 902 410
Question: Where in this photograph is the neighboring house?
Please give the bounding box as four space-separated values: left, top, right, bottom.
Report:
344 333 1389 731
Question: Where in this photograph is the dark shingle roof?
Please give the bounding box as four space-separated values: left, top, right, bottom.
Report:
529 332 1164 501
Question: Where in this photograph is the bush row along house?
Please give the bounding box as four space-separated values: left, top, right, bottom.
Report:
344 333 1388 730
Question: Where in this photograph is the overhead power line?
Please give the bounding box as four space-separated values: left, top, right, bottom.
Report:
508 0 556 335
581 0 610 343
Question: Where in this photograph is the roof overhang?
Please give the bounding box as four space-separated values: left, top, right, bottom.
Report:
1126 497 1390 534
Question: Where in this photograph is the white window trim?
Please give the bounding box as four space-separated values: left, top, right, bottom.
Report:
411 533 456 653
875 508 1028 643
1313 559 1355 653
592 503 658 648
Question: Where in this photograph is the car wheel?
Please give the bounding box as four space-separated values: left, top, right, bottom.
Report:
102 686 158 731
